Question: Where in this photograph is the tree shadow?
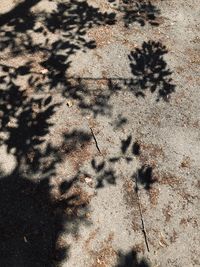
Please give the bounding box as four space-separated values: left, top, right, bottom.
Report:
0 72 92 266
119 135 156 190
41 0 116 91
116 250 150 267
0 0 116 94
0 0 41 27
0 172 63 267
89 134 157 190
0 0 174 120
128 41 175 101
112 114 128 130
90 159 117 188
123 0 160 28
0 1 171 265
0 164 91 266
107 0 161 28
0 0 116 53
0 0 117 245
134 165 156 190
0 0 42 54
0 0 118 118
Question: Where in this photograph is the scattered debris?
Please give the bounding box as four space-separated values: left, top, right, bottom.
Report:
159 232 168 247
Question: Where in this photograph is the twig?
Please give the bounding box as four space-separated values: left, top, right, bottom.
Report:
90 127 101 154
135 171 150 252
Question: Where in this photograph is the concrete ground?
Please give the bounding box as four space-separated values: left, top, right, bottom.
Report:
0 0 199 266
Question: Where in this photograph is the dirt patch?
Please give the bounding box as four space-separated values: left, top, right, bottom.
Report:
90 233 116 267
148 187 160 206
87 25 115 48
139 143 165 167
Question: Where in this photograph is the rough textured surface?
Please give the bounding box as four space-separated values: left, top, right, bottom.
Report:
0 0 199 267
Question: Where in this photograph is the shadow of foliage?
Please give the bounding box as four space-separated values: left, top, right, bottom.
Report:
0 23 93 263
119 135 156 190
108 0 161 28
0 0 174 120
116 250 150 267
0 0 118 118
0 169 92 266
0 0 116 54
128 41 175 101
41 0 116 90
61 39 175 117
112 114 128 130
0 1 166 265
123 0 160 28
91 159 117 188
0 0 116 89
134 165 156 190
90 134 157 191
0 0 42 53
0 78 92 265
121 135 132 154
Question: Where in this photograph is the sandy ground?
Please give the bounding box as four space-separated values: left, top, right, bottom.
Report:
0 0 200 266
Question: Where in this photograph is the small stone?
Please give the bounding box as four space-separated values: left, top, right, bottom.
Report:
41 68 48 74
66 100 73 107
85 177 92 184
